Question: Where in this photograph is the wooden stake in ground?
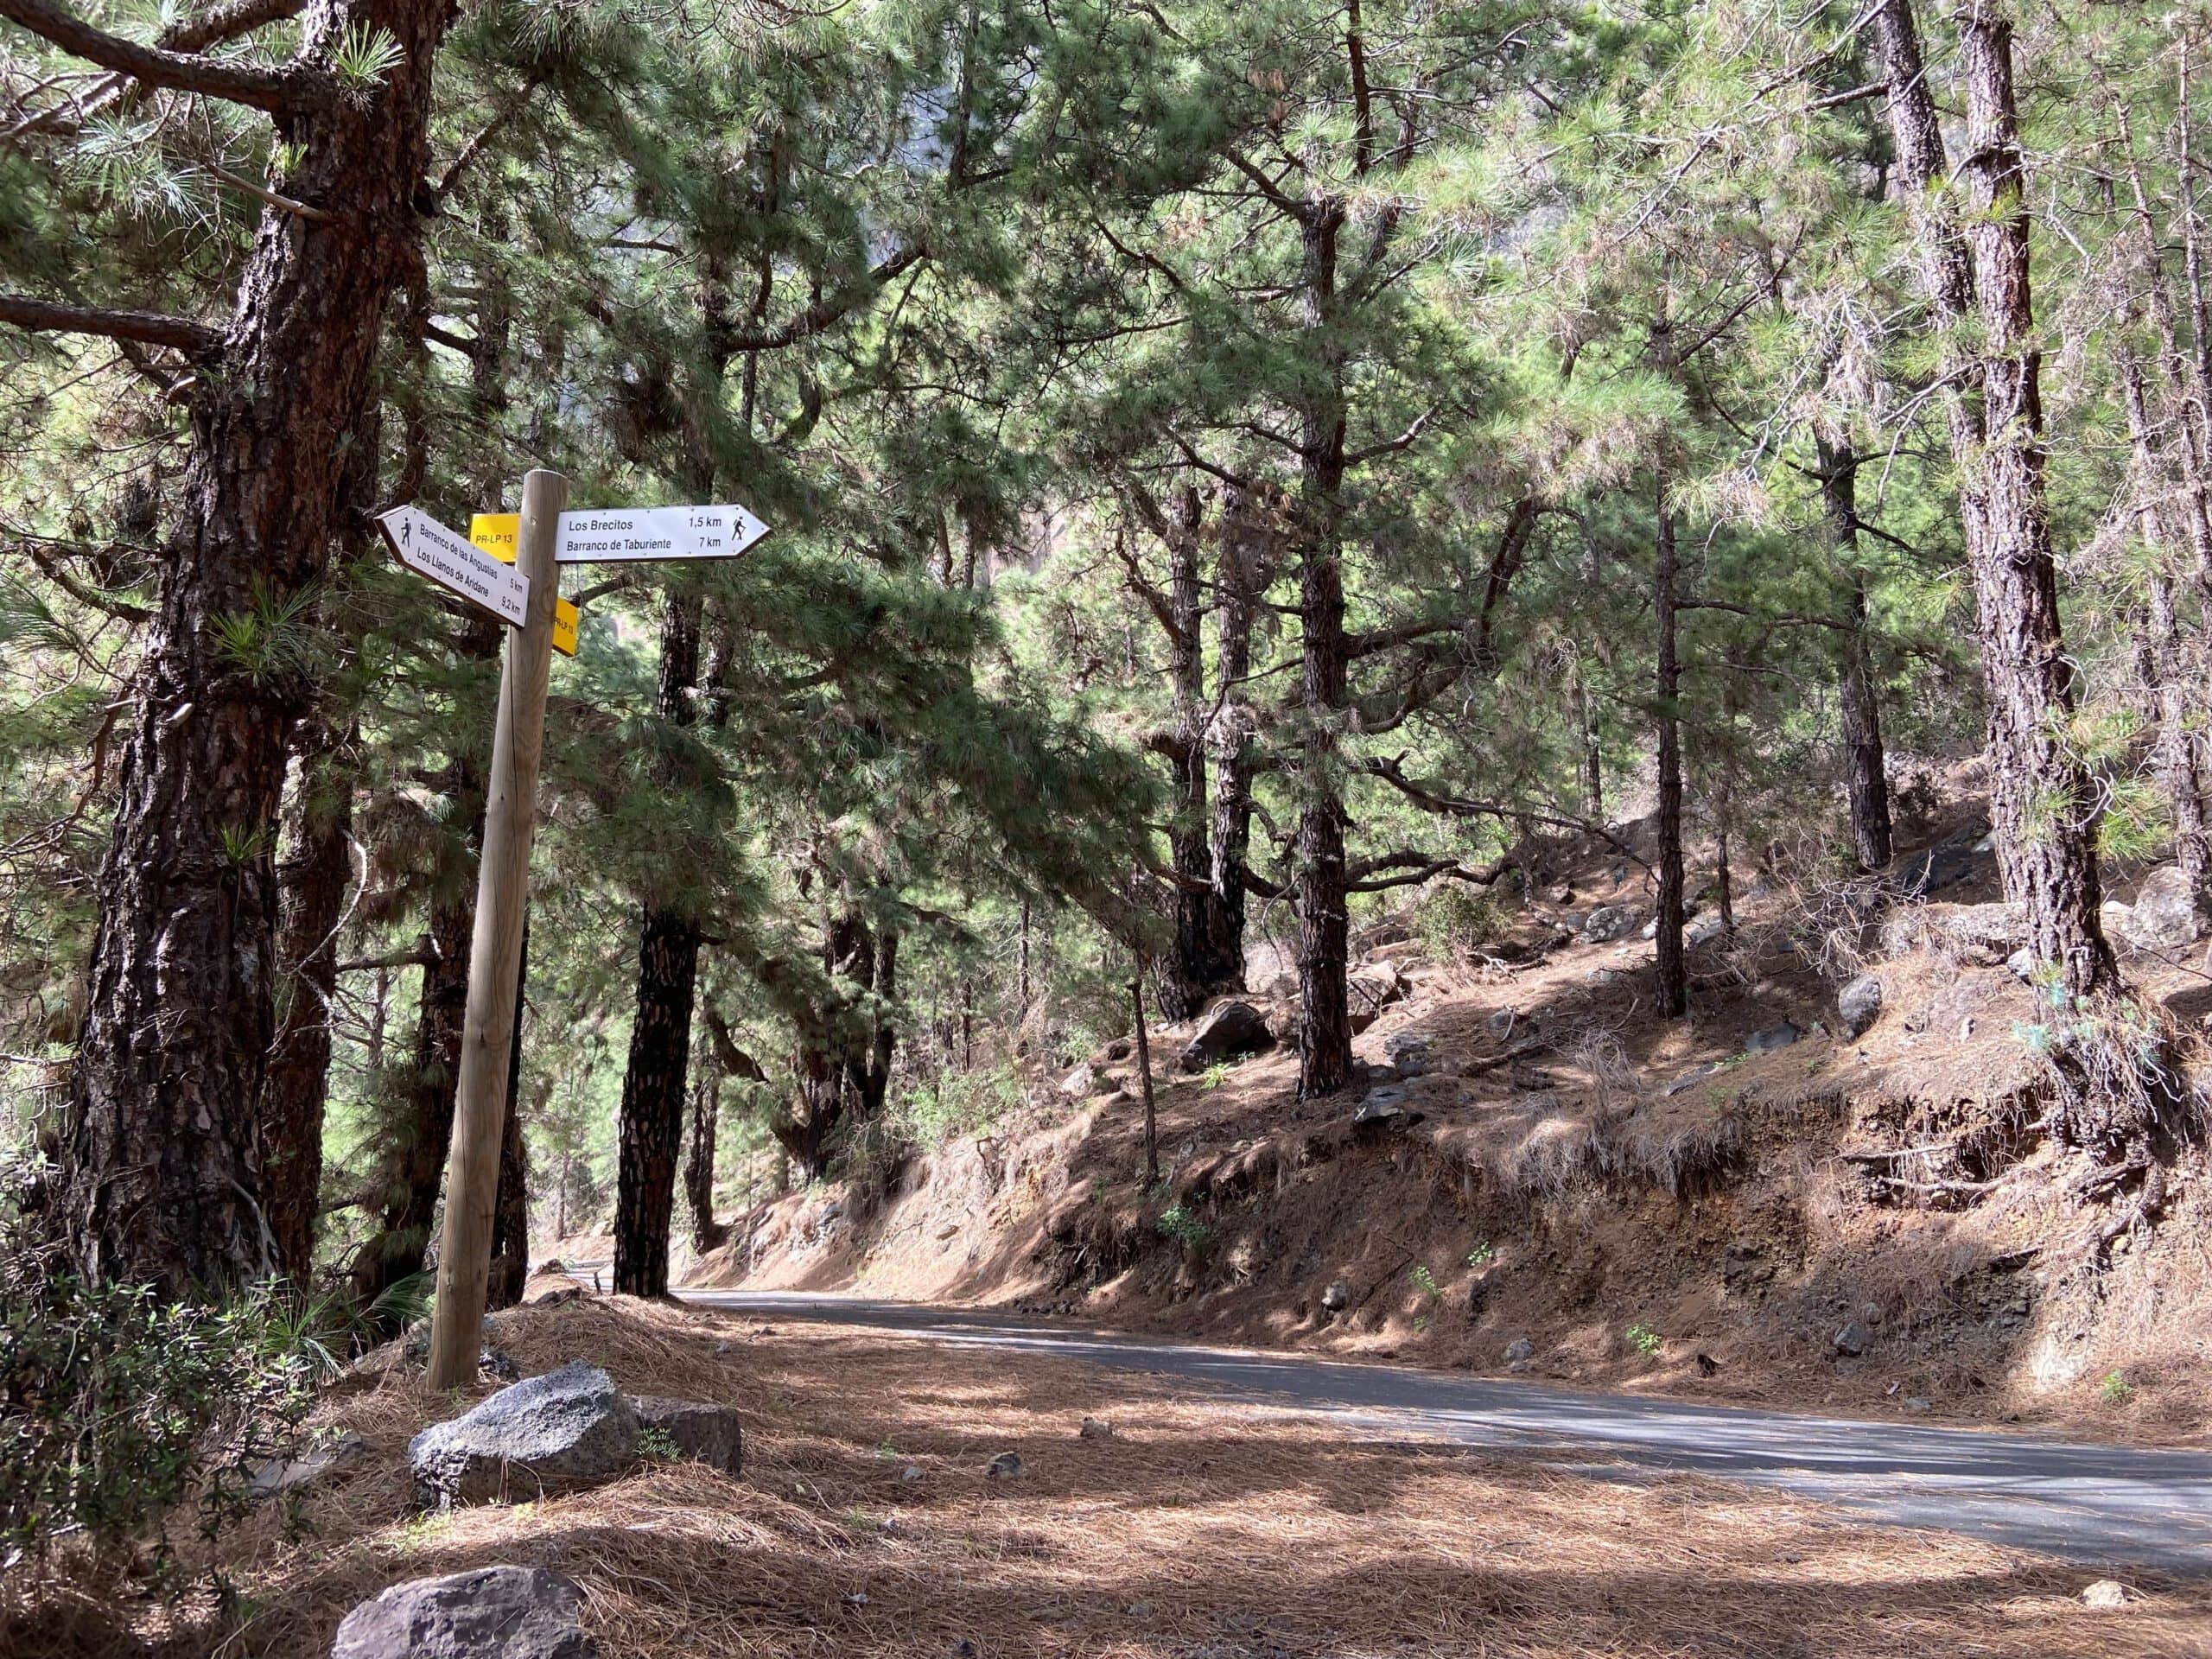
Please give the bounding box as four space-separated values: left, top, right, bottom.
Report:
1130 960 1159 1185
427 469 567 1390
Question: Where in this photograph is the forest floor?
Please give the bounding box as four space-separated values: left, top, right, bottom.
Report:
48 1296 2212 1659
683 770 2212 1447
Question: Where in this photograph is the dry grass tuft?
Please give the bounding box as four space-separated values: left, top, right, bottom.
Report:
24 1299 2202 1659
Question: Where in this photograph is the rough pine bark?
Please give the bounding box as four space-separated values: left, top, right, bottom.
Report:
684 1065 728 1255
614 592 704 1298
1206 489 1269 984
52 0 460 1294
259 717 353 1283
1951 10 2118 1000
1652 471 1688 1019
486 925 531 1312
1158 485 1238 1017
1874 0 2117 1001
1293 201 1355 1098
1815 435 1894 871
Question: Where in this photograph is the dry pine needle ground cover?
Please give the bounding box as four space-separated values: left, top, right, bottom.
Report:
41 1298 2212 1659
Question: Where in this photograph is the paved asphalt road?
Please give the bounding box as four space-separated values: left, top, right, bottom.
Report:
679 1288 2212 1576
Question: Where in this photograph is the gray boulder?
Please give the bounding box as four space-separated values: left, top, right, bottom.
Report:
1836 974 1883 1039
332 1566 595 1659
1503 1338 1534 1363
1745 1021 1800 1054
1833 1320 1869 1357
410 1361 639 1510
1352 1087 1411 1127
632 1395 742 1476
2120 866 2202 949
1686 912 1729 949
1583 904 1643 944
1177 1001 1274 1073
1320 1281 1352 1313
1382 1031 1432 1075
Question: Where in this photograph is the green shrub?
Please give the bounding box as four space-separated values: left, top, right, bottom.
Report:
1154 1203 1207 1249
1415 886 1508 963
1625 1321 1662 1357
0 1232 324 1567
1412 1264 1441 1300
2101 1370 2133 1405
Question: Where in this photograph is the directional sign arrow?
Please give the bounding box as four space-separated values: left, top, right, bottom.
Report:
378 506 529 627
552 502 770 564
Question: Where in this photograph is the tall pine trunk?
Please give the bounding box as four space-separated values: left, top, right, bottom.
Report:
1207 491 1268 987
52 0 457 1294
685 1061 729 1255
2119 339 2212 910
1652 469 1688 1018
1160 486 1239 1016
1952 10 2117 999
1294 203 1354 1098
614 592 704 1298
260 717 354 1283
1874 0 2117 1001
1816 435 1894 871
486 925 531 1311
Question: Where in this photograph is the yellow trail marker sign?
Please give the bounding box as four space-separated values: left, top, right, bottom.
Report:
472 514 579 655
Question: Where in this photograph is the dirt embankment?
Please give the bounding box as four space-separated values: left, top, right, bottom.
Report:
691 810 2212 1446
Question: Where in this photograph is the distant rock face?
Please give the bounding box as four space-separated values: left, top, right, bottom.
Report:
1583 904 1643 944
409 1361 639 1510
1836 974 1884 1039
1177 1001 1274 1073
332 1566 595 1659
2119 866 2202 949
631 1396 742 1476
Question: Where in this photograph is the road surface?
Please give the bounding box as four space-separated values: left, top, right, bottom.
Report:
680 1288 2212 1575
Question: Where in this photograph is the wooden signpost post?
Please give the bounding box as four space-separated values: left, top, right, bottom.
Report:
378 473 769 1392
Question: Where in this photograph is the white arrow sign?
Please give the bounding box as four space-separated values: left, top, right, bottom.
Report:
378 506 530 626
553 503 770 564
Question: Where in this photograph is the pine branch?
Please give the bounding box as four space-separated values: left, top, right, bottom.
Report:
718 245 926 351
0 0 322 115
8 0 302 135
0 291 217 353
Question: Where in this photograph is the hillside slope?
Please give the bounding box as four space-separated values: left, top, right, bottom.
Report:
690 801 2212 1443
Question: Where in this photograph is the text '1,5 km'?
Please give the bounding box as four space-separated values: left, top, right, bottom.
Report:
555 503 770 563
